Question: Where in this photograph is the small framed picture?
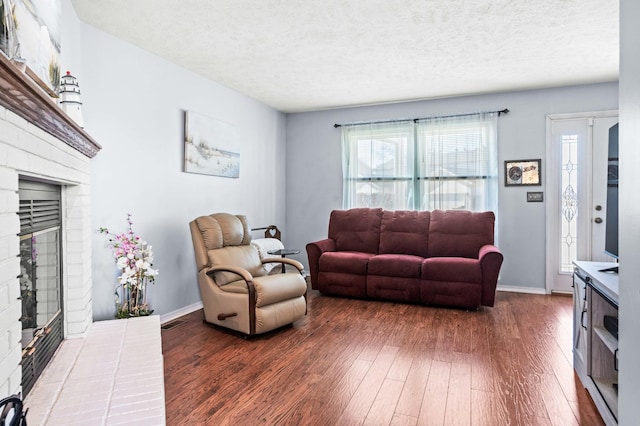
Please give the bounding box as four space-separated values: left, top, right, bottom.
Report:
505 159 541 186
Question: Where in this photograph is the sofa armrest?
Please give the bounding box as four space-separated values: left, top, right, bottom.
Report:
306 239 336 290
478 244 504 307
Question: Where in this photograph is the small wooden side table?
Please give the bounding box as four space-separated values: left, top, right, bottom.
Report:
267 248 300 273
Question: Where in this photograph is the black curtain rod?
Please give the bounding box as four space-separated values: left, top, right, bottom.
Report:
333 108 509 128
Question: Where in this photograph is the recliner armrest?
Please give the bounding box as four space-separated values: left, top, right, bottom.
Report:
206 264 253 283
262 257 305 273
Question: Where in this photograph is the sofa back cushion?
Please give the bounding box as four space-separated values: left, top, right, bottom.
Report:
328 208 383 254
379 210 430 257
427 210 495 258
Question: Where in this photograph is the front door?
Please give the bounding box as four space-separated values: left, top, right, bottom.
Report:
545 112 618 293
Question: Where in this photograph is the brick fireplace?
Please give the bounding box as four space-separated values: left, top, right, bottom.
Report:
0 53 100 397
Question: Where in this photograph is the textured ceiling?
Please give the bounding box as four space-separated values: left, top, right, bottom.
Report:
70 0 619 113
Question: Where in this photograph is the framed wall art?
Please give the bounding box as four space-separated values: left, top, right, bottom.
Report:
184 110 240 178
1 0 62 95
505 159 541 186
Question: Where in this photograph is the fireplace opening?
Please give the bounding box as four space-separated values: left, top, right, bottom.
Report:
18 179 64 397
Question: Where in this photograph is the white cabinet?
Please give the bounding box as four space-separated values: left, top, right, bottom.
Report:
573 261 619 426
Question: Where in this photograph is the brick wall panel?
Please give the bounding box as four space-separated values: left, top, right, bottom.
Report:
0 107 94 394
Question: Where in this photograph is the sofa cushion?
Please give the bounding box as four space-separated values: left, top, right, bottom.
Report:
421 257 482 283
379 210 430 257
367 275 420 302
368 254 423 278
421 256 483 308
328 208 383 254
420 280 482 309
318 272 367 298
427 210 495 258
319 251 374 275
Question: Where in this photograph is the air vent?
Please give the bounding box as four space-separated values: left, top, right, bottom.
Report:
18 180 61 235
161 319 186 330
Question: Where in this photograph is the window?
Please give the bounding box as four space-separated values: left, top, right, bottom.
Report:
342 112 499 213
342 121 414 210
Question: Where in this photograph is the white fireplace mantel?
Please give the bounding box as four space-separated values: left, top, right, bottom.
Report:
0 53 101 159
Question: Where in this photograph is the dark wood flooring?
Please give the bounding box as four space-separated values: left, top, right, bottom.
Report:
162 289 604 425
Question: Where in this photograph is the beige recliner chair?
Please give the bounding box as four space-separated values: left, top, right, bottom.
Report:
189 213 307 336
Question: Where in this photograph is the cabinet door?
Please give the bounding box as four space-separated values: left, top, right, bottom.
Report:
588 286 619 420
573 272 588 368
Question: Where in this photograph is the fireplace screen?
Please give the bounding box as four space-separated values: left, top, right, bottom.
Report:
19 229 61 343
18 180 63 396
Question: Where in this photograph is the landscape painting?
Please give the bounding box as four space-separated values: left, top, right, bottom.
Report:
1 0 62 94
184 110 240 178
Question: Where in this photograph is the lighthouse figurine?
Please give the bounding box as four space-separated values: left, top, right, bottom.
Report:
59 71 84 128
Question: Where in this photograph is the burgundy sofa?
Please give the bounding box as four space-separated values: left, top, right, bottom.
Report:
306 208 503 309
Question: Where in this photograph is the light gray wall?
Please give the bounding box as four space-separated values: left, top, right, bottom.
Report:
286 83 618 291
78 25 286 320
60 0 82 77
618 0 640 421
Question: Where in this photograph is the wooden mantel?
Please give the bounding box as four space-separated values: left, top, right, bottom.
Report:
0 53 101 158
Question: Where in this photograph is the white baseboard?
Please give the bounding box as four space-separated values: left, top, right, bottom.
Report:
497 285 547 295
160 301 203 325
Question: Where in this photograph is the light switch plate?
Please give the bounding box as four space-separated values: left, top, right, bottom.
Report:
527 192 544 202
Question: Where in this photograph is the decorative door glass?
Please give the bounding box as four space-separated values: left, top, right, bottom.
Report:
560 134 579 273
